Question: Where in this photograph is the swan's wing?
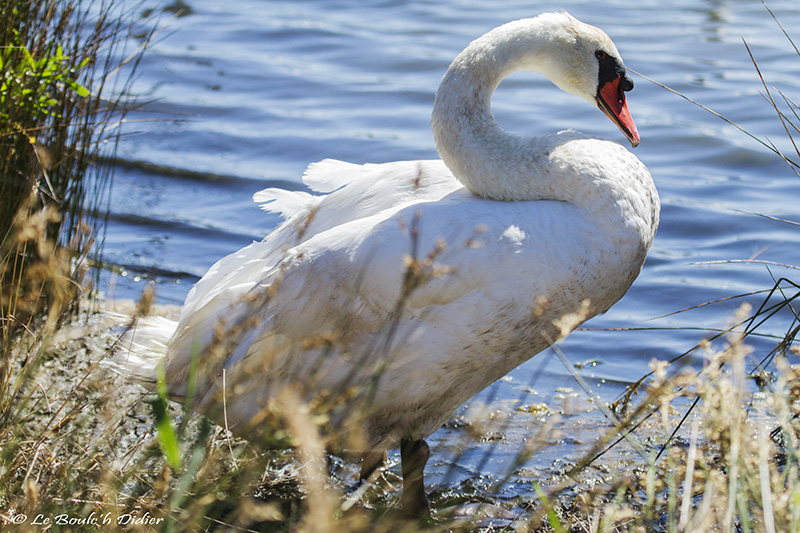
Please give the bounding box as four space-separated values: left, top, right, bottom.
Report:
172 159 463 375
162 186 655 447
301 159 460 235
191 158 462 324
254 188 316 217
253 159 366 218
252 159 461 227
302 158 374 193
245 194 645 438
165 190 624 406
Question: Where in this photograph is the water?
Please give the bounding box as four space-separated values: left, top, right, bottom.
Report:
104 0 800 500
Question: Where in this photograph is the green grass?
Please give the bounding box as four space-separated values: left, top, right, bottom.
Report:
0 0 145 346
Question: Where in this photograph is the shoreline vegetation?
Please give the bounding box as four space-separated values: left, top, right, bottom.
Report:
3 2 800 532
1 0 147 342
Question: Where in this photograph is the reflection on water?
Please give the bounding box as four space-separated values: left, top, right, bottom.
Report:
699 0 732 42
104 0 800 492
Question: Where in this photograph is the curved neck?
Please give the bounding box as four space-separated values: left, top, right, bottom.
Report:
431 19 585 202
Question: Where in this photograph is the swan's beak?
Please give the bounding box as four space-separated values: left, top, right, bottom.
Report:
596 76 640 148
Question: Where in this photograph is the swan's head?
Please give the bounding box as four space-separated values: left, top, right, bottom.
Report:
529 12 640 146
436 12 641 153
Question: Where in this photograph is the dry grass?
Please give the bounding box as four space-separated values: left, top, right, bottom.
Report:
523 304 800 532
4 280 800 532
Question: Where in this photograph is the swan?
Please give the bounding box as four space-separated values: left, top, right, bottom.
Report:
121 11 659 518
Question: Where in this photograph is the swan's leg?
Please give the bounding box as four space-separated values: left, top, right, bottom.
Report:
360 450 386 481
400 437 430 518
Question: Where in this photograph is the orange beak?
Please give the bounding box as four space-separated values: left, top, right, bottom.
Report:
596 76 640 147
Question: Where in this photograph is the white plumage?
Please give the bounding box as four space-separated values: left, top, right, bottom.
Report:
120 12 659 516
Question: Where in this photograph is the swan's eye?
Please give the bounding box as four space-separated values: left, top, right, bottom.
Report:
595 50 607 61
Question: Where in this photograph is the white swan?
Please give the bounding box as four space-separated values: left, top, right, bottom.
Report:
122 12 659 517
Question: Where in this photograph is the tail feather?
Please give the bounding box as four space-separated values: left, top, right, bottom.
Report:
116 316 177 384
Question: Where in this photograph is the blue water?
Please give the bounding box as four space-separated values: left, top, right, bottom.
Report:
104 0 800 497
